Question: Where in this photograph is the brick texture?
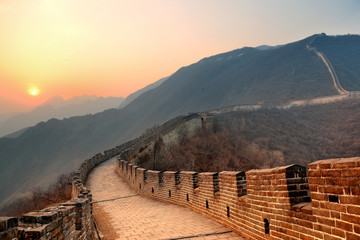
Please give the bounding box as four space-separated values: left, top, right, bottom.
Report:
117 157 360 240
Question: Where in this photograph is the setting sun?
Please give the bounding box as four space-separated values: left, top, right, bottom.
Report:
28 87 40 96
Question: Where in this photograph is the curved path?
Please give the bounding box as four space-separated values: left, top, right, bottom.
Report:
87 158 243 240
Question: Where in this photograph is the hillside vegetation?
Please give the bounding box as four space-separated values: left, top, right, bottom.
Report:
1 33 359 208
134 98 360 172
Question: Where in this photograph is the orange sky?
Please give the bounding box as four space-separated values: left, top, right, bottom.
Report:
0 0 359 113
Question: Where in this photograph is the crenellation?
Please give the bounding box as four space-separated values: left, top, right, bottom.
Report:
116 156 360 240
134 166 139 177
10 198 96 240
2 112 360 239
175 171 180 185
1 114 206 239
0 217 18 240
196 172 221 218
198 172 219 193
158 171 164 184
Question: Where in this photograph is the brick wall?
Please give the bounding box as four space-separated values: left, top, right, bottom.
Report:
3 111 360 239
0 113 203 240
308 157 360 239
0 217 17 239
0 199 95 240
116 157 360 240
0 129 120 240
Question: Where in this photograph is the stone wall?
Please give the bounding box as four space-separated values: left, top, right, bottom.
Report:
0 113 203 240
116 157 360 240
0 125 120 240
5 109 360 239
0 198 94 240
0 153 104 240
161 117 202 146
0 217 17 239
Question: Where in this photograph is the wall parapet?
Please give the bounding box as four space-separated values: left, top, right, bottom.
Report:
1 113 202 240
0 199 94 240
116 157 360 240
4 109 360 239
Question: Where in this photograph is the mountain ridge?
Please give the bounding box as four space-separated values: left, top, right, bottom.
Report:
119 76 169 109
0 33 359 209
0 95 124 138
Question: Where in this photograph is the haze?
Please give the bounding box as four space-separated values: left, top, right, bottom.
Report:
0 0 359 113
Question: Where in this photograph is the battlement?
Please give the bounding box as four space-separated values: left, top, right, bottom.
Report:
2 111 359 239
0 137 119 240
0 198 94 240
0 114 203 240
0 148 115 240
116 157 360 240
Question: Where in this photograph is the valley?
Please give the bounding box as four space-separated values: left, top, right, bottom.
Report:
0 33 359 211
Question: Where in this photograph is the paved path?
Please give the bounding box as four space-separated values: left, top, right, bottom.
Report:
87 158 243 240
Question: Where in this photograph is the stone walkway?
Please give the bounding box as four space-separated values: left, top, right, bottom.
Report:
87 158 244 240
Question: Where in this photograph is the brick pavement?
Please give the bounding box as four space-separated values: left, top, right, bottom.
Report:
87 158 244 240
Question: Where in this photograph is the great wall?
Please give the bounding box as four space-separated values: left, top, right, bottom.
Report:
1 110 360 240
116 155 360 240
0 113 201 239
1 42 360 239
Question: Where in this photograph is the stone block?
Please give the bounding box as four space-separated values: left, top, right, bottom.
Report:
0 217 18 232
20 211 59 225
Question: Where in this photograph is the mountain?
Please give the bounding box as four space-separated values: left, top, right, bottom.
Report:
3 127 30 139
255 45 274 51
132 98 360 173
119 76 169 108
311 34 360 91
0 95 124 138
0 33 359 209
0 112 19 126
214 98 360 169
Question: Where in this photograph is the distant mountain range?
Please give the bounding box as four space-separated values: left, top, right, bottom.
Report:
0 95 124 138
119 76 169 108
0 33 359 209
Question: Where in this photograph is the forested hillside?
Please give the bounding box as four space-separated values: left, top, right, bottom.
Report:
1 34 359 208
135 98 360 172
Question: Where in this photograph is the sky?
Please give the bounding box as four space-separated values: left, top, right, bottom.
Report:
0 0 359 113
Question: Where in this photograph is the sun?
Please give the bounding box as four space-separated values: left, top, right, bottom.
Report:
28 87 40 96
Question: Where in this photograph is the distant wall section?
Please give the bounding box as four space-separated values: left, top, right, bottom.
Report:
0 113 204 240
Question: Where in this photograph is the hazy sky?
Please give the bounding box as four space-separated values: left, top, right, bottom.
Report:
0 0 359 113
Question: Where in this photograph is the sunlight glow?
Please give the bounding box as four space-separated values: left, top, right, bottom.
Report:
0 0 359 113
28 87 40 96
